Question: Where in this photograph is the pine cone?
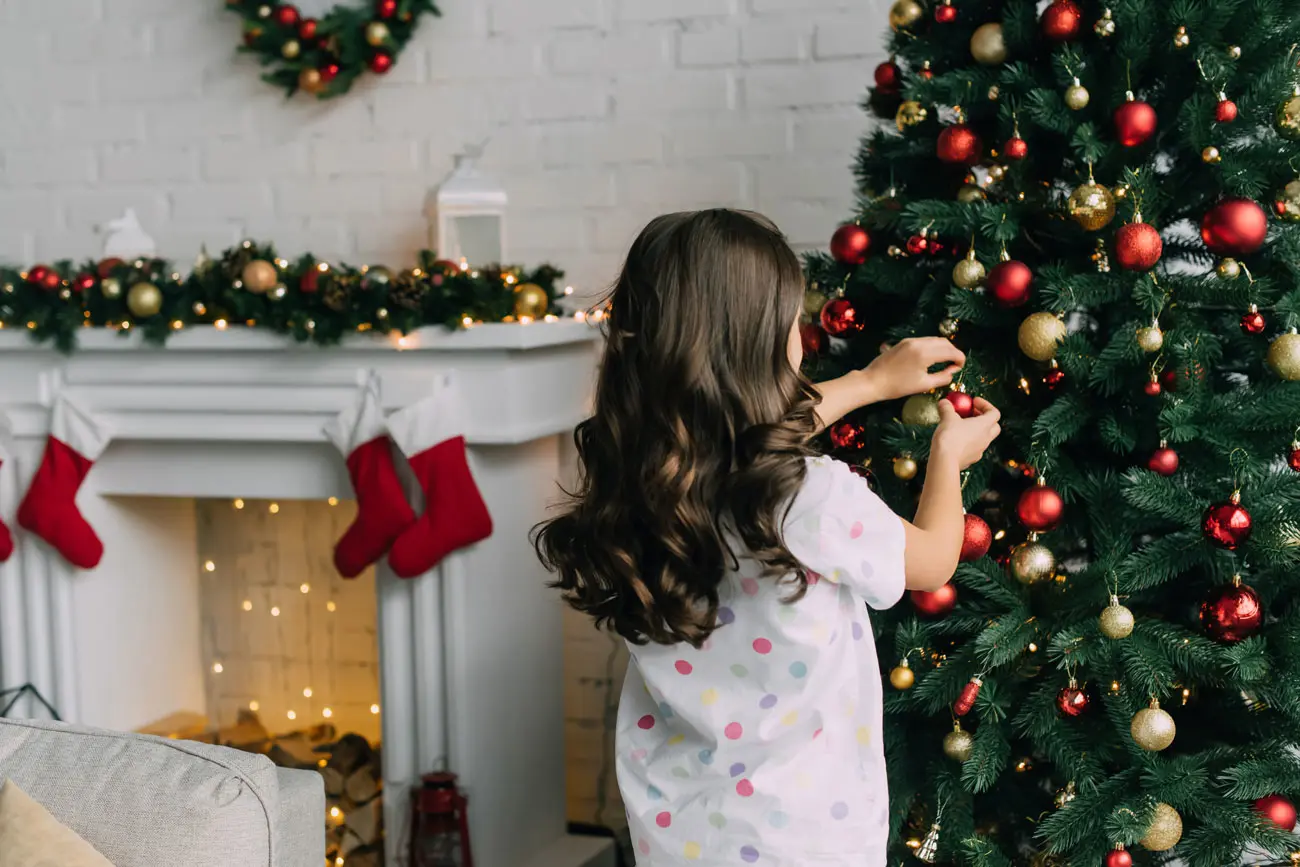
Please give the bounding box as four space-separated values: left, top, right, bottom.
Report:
322 281 348 312
388 271 425 311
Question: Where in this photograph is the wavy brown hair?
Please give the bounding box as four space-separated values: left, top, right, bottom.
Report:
533 209 821 648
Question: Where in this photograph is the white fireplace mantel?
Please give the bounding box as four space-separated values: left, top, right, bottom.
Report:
0 322 605 867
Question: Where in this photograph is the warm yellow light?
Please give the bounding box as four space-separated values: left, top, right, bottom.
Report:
322 707 333 718
242 599 253 611
318 262 330 273
519 315 534 325
329 806 341 819
215 319 228 330
287 710 297 721
564 285 574 295
212 662 224 674
994 530 1006 541
271 606 281 617
544 314 558 323
1028 643 1038 652
459 258 469 271
318 758 327 767
370 704 380 715
275 258 288 268
471 270 480 278
301 688 313 699
326 601 337 612
171 320 184 330
906 838 921 850
335 857 344 866
268 503 280 514
120 321 131 330
300 583 311 594
233 498 245 509
573 311 586 322
1018 377 1031 394
461 315 473 327
1110 681 1121 693
204 560 216 572
397 336 410 349
505 274 517 285
327 497 339 506
249 700 260 711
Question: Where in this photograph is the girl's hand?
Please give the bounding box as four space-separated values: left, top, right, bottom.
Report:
931 397 1001 470
859 338 966 404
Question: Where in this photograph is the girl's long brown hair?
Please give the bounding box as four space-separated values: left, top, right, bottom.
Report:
533 209 820 647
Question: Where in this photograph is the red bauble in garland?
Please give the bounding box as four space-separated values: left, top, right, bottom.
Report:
960 513 992 562
953 676 982 716
1104 847 1133 867
829 421 867 451
1255 795 1298 832
1147 445 1179 476
369 51 394 74
1241 306 1266 335
1203 493 1252 550
1143 376 1163 397
1201 581 1263 642
320 62 341 82
873 60 901 93
942 389 975 418
911 583 957 618
300 268 320 293
376 0 399 18
987 260 1033 307
1056 682 1089 717
1114 97 1157 147
830 224 871 265
1215 97 1238 124
298 17 318 40
906 233 930 255
96 257 125 278
1289 442 1300 472
1018 480 1064 531
934 2 957 23
273 3 300 27
1003 136 1029 160
820 297 862 336
1040 0 1083 41
1115 221 1163 271
1044 367 1066 389
799 323 827 358
937 124 982 165
72 273 96 293
26 265 52 288
1201 198 1268 256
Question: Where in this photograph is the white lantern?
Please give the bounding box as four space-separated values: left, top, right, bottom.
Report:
425 145 507 267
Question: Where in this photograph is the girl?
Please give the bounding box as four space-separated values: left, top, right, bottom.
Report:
535 210 1000 866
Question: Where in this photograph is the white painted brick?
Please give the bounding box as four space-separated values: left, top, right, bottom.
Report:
668 119 789 160
548 29 671 75
101 146 199 184
792 111 872 153
756 199 849 249
62 189 170 232
741 20 808 63
745 62 869 109
142 101 255 143
537 122 665 167
96 60 205 102
2 0 98 23
751 0 860 11
52 105 144 144
0 233 33 263
509 211 589 250
0 63 98 107
353 217 428 265
615 71 734 117
521 79 610 122
311 140 422 177
510 169 617 210
0 191 66 233
170 183 273 222
591 206 661 253
203 142 311 181
3 148 98 186
53 23 151 61
487 0 603 33
274 180 385 218
813 16 879 59
615 0 734 21
618 164 748 208
428 36 544 81
372 84 511 137
753 158 852 202
31 230 99 263
677 26 740 68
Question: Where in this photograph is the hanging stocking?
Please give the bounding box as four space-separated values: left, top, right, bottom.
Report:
0 418 15 563
324 373 416 578
386 375 492 579
18 395 109 570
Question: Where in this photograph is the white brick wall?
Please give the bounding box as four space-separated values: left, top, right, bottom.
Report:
0 0 886 295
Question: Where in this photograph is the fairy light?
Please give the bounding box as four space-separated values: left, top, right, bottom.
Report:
370 704 380 715
303 687 313 698
287 710 297 721
544 314 558 323
329 806 342 820
300 583 311 594
326 601 337 612
212 662 224 674
214 319 228 330
233 498 245 509
249 700 260 711
994 530 1007 541
1028 643 1038 652
322 707 333 718
573 310 587 322
268 503 280 515
271 606 281 617
1181 688 1191 705
564 285 575 295
519 315 534 325
1110 680 1121 694
327 497 339 506
242 599 253 611
396 335 410 349
204 560 216 572
459 258 469 271
505 274 517 285
171 320 184 330
461 315 474 327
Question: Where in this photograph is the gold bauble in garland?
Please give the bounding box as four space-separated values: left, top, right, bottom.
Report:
889 659 915 690
1099 597 1135 639
970 23 1007 65
938 318 959 338
1140 803 1183 851
1268 331 1300 380
101 277 123 300
943 724 974 762
1068 182 1116 231
241 259 278 294
953 254 986 289
513 283 550 320
365 21 391 46
1136 323 1164 353
1217 257 1242 280
889 0 924 30
893 456 919 480
1064 80 1091 111
1018 312 1066 362
299 68 324 95
1275 180 1300 222
896 100 928 132
901 394 941 427
1131 700 1176 751
1010 538 1055 584
126 282 163 317
803 288 826 318
1277 91 1300 141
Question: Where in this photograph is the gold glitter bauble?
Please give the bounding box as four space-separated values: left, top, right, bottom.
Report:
513 283 550 320
896 100 928 131
1131 702 1176 751
970 23 1007 64
241 259 278 294
1140 803 1183 851
126 282 163 318
1065 83 1091 111
953 253 986 288
281 39 300 59
1268 332 1300 380
889 0 924 30
893 456 919 480
957 184 987 203
901 394 941 427
1018 312 1066 362
804 288 826 318
1277 93 1300 141
1010 540 1055 585
1099 602 1135 639
365 21 390 46
101 277 123 299
1053 783 1077 810
298 68 324 95
1276 180 1300 222
1202 146 1221 164
939 318 959 338
889 662 915 690
1136 324 1165 353
943 726 974 762
1217 257 1242 280
1068 182 1117 231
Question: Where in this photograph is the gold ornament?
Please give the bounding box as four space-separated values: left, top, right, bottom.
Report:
1172 25 1190 49
970 23 1007 65
953 250 986 288
957 184 987 203
916 820 940 863
988 85 1001 101
1092 238 1111 273
939 318 959 338
1141 803 1183 851
1131 699 1176 751
241 259 278 294
1113 184 1129 199
298 68 324 95
366 21 391 46
889 659 915 690
988 164 1007 183
1054 782 1077 810
804 288 826 318
1095 8 1115 37
1276 180 1300 222
1018 312 1066 362
1202 145 1221 164
1099 596 1135 639
126 282 163 318
513 283 550 320
1136 322 1164 353
101 277 123 300
943 724 974 762
1217 257 1242 280
901 394 941 427
1278 89 1300 141
893 456 919 481
281 39 300 59
1010 537 1055 585
895 100 928 131
1068 182 1117 231
1268 331 1300 380
888 0 924 30
1065 78 1090 111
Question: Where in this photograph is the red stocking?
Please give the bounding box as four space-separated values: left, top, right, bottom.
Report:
386 376 492 579
0 458 13 564
18 396 109 570
325 373 416 578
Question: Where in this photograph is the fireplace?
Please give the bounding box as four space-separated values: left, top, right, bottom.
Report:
0 322 608 867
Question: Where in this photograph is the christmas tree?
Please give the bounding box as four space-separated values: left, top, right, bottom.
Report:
802 1 1300 865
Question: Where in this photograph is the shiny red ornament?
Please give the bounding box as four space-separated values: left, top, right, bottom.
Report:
1201 581 1263 642
953 676 982 716
820 297 862 336
1201 198 1268 256
960 514 992 562
273 3 300 27
1056 683 1089 717
320 62 341 82
937 124 982 165
987 260 1033 308
1104 848 1133 867
911 583 957 618
799 323 827 358
1147 446 1179 476
1003 136 1029 160
1289 442 1300 472
1114 98 1157 147
1203 496 1252 550
1040 0 1083 41
96 257 125 278
376 0 399 18
943 390 975 418
905 233 929 255
300 268 320 294
918 64 934 80
1255 795 1298 832
1215 98 1238 123
830 224 871 265
1241 308 1266 335
26 265 52 287
1044 368 1066 389
873 60 901 93
829 421 866 451
369 51 394 74
72 273 96 293
1115 222 1163 271
935 2 957 23
1143 377 1162 397
298 17 318 40
1018 481 1064 532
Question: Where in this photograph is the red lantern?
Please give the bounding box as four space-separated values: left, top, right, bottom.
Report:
1201 198 1268 256
410 772 474 867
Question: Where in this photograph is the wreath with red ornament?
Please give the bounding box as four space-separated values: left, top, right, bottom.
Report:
225 0 440 98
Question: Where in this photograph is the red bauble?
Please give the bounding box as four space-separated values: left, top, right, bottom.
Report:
943 390 975 418
26 265 51 287
1289 442 1300 472
376 0 399 18
934 2 957 23
987 260 1033 307
1255 795 1298 832
1201 582 1263 642
953 677 981 716
1203 497 1252 550
1040 0 1083 41
911 583 957 618
1115 222 1163 271
829 421 866 451
1114 99 1157 147
799 323 827 358
1201 198 1269 256
830 224 871 265
273 3 300 27
1104 848 1134 867
72 273 96 293
1018 482 1064 532
1003 136 1029 160
96 257 125 278
906 233 929 255
320 62 341 82
959 513 992 562
1143 378 1162 397
937 124 982 165
300 268 320 294
298 17 318 40
873 60 901 93
1044 368 1065 389
369 51 394 74
1056 684 1089 717
820 297 862 336
1241 308 1266 335
1147 446 1179 476
1215 98 1239 123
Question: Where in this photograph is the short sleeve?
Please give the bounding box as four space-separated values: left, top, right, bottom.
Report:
783 455 907 610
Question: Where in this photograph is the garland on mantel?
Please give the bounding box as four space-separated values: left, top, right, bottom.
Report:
1 242 568 353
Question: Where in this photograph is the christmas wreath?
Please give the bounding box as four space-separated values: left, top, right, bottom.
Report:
225 0 440 98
